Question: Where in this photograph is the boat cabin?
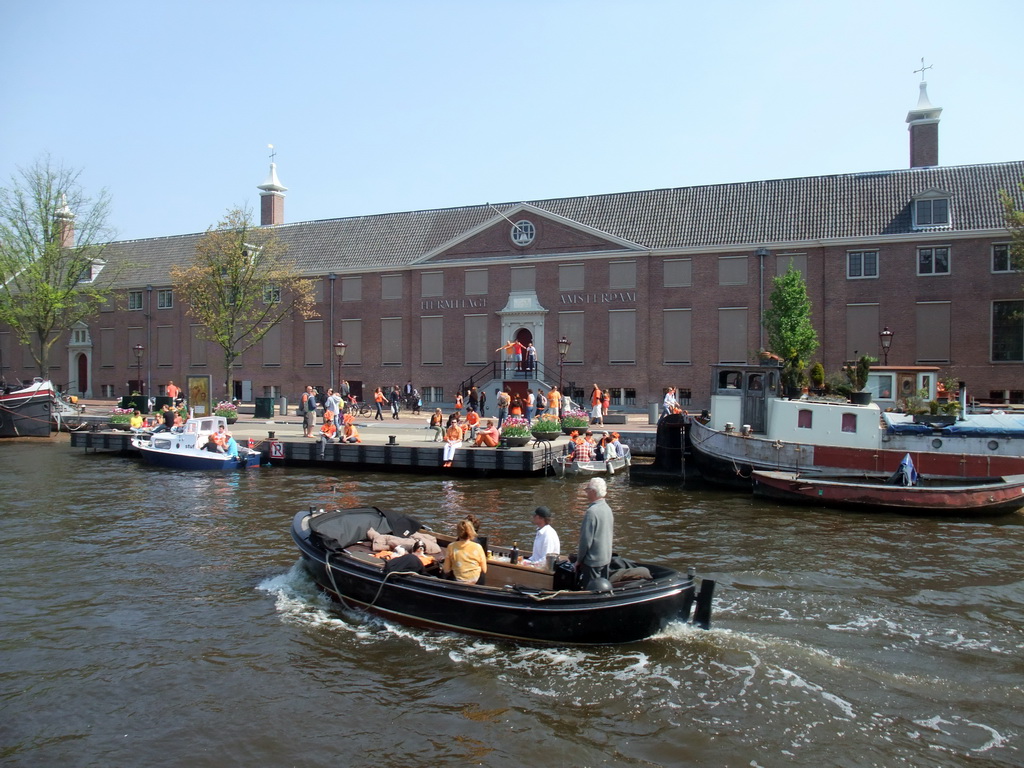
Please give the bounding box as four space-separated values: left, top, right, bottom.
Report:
707 364 883 451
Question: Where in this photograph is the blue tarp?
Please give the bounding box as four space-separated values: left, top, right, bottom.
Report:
882 412 1024 437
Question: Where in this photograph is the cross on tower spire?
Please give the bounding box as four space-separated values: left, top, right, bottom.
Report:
913 57 933 82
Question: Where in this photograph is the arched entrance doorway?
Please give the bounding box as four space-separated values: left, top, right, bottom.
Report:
514 328 533 372
76 353 88 394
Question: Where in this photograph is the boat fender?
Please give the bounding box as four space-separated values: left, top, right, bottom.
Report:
589 577 613 594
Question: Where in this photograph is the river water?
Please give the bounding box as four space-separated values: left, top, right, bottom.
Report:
2 440 1023 767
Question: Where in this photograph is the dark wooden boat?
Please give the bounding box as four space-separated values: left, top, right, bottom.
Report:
291 506 715 645
752 470 1024 516
0 379 55 437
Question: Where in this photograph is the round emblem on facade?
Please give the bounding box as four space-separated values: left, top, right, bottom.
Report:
511 220 536 246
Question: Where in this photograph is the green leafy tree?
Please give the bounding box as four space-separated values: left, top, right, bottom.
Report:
999 184 1024 275
0 156 117 380
763 265 819 389
170 207 318 398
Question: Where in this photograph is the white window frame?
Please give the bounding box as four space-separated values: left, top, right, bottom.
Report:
847 250 878 279
913 197 950 228
992 243 1015 273
917 246 950 276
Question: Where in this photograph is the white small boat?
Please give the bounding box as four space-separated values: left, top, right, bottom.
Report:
132 415 261 470
554 454 630 477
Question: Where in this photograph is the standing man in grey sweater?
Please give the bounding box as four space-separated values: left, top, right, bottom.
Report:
576 477 613 589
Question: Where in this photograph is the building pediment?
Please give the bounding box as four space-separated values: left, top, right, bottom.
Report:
414 203 645 264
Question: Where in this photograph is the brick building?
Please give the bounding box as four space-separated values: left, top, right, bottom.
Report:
3 82 1023 409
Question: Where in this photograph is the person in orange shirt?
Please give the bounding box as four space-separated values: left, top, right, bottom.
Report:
442 420 463 468
547 387 561 416
464 408 480 439
473 420 500 447
318 411 338 458
166 380 181 403
341 419 361 443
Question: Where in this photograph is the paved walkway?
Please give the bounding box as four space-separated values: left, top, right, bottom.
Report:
79 401 660 446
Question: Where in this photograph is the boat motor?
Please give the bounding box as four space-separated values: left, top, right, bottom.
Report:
589 577 613 594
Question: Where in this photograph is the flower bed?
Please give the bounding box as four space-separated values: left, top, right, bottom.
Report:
499 415 532 438
531 413 562 434
214 400 239 420
560 409 590 432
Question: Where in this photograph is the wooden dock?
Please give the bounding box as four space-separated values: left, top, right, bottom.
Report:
70 429 568 475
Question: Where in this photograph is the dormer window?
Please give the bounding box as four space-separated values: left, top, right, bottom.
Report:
77 259 104 283
912 191 951 229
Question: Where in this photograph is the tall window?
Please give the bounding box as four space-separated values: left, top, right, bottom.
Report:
992 300 1024 362
847 250 878 279
916 302 951 363
918 247 950 275
845 304 879 360
718 308 747 363
339 319 362 365
128 291 143 311
608 310 636 363
381 318 402 365
558 311 584 363
663 309 692 363
304 320 324 366
420 316 443 364
464 314 488 364
510 266 535 291
993 244 1014 273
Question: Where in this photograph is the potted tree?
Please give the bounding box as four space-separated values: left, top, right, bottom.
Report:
762 266 819 400
809 362 826 395
844 355 876 405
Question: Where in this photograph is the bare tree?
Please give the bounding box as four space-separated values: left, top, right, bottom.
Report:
170 207 318 398
0 156 117 381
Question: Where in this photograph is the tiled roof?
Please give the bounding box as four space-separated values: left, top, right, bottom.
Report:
101 161 1024 286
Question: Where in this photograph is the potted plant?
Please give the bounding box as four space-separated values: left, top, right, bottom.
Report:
531 413 562 441
809 362 826 394
781 356 807 399
108 406 135 430
215 400 239 423
499 415 532 446
844 354 876 404
560 408 590 435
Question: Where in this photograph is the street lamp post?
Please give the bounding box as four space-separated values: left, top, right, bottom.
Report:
133 343 145 396
879 326 894 365
557 336 571 395
333 341 347 396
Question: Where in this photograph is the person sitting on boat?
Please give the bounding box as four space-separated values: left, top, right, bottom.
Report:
474 420 500 447
383 540 428 576
522 506 560 568
610 432 631 461
208 425 229 453
223 432 239 458
442 519 487 585
129 409 145 431
568 434 595 463
341 415 361 444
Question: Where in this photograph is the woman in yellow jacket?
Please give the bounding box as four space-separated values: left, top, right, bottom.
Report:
443 518 487 584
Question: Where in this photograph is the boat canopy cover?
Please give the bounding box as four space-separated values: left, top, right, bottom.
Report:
882 412 1024 437
310 507 425 552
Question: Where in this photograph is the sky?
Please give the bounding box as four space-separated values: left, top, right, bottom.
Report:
2 0 1023 243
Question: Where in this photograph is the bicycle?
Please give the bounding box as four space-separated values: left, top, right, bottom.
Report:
345 400 372 418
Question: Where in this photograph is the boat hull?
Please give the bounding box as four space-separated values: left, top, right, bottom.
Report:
0 382 55 438
292 509 710 645
752 470 1024 516
136 443 261 470
689 418 1024 489
554 455 630 477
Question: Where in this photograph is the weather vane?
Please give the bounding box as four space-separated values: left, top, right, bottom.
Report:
267 143 276 163
913 57 933 82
